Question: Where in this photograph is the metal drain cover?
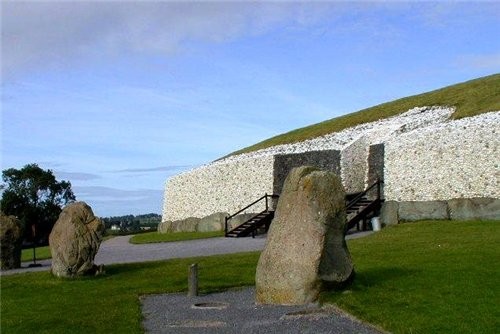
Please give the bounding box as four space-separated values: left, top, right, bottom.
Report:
191 302 229 310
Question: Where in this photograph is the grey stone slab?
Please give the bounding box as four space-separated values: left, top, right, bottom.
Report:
380 201 399 225
448 197 500 220
273 150 341 195
398 201 449 221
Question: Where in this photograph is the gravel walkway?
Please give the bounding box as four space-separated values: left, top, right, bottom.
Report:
142 287 383 334
0 235 267 276
1 231 372 276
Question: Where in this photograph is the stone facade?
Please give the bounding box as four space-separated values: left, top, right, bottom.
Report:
162 155 274 222
162 108 499 226
384 112 499 202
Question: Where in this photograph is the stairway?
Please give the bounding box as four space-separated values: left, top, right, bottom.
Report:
224 180 382 238
225 211 275 238
225 194 279 238
345 180 383 232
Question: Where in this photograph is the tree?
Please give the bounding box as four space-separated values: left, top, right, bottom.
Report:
0 163 75 244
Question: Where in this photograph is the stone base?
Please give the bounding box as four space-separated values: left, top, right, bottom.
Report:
379 197 500 225
158 212 260 234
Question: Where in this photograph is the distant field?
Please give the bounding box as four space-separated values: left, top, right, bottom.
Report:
21 246 51 262
129 230 224 244
229 73 500 156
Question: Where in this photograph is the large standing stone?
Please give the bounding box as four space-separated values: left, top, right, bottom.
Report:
0 213 24 270
49 202 104 278
256 166 354 305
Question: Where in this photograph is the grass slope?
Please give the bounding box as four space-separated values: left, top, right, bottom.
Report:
2 220 498 333
231 73 500 156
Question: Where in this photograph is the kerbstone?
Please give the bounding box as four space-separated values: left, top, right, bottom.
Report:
448 197 500 220
398 201 449 221
380 201 399 225
256 166 353 305
196 212 228 232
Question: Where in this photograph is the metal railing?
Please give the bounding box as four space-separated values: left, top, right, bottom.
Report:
346 178 383 211
345 179 384 232
224 193 279 236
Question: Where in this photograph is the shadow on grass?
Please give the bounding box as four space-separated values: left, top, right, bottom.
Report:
352 266 419 289
103 260 168 276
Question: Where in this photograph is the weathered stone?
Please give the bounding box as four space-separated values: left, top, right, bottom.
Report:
256 166 354 305
398 201 449 221
273 150 341 195
380 201 399 225
197 212 228 232
169 217 200 232
448 197 500 220
0 213 24 270
49 202 105 278
157 220 171 233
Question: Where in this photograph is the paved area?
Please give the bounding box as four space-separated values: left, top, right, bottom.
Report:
1 231 373 276
142 287 383 334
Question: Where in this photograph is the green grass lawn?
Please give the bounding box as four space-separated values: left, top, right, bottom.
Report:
322 220 500 333
129 230 224 244
1 252 260 334
21 246 51 262
2 220 498 333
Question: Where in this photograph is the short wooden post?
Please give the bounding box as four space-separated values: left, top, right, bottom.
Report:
188 263 198 297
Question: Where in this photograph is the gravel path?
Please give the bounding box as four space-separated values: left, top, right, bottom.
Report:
1 231 372 276
142 287 383 334
0 235 267 276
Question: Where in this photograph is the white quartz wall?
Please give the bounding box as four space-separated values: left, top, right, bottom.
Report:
162 106 497 222
162 155 275 222
384 111 500 201
341 107 454 193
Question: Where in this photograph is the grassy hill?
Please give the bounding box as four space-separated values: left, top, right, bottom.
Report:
230 73 500 156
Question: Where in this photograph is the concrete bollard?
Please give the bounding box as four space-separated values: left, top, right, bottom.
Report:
188 263 198 297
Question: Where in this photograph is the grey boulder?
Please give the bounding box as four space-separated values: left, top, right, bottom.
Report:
49 202 104 278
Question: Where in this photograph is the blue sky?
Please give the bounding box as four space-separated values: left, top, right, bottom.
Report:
1 1 499 217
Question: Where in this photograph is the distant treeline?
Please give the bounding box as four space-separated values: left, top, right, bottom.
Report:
101 213 161 231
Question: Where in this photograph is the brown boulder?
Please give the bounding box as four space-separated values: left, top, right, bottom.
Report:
256 166 354 305
0 213 24 270
49 202 104 277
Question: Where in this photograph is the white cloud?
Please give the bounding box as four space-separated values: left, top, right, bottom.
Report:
454 54 500 71
55 171 102 181
1 1 334 78
110 165 195 173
